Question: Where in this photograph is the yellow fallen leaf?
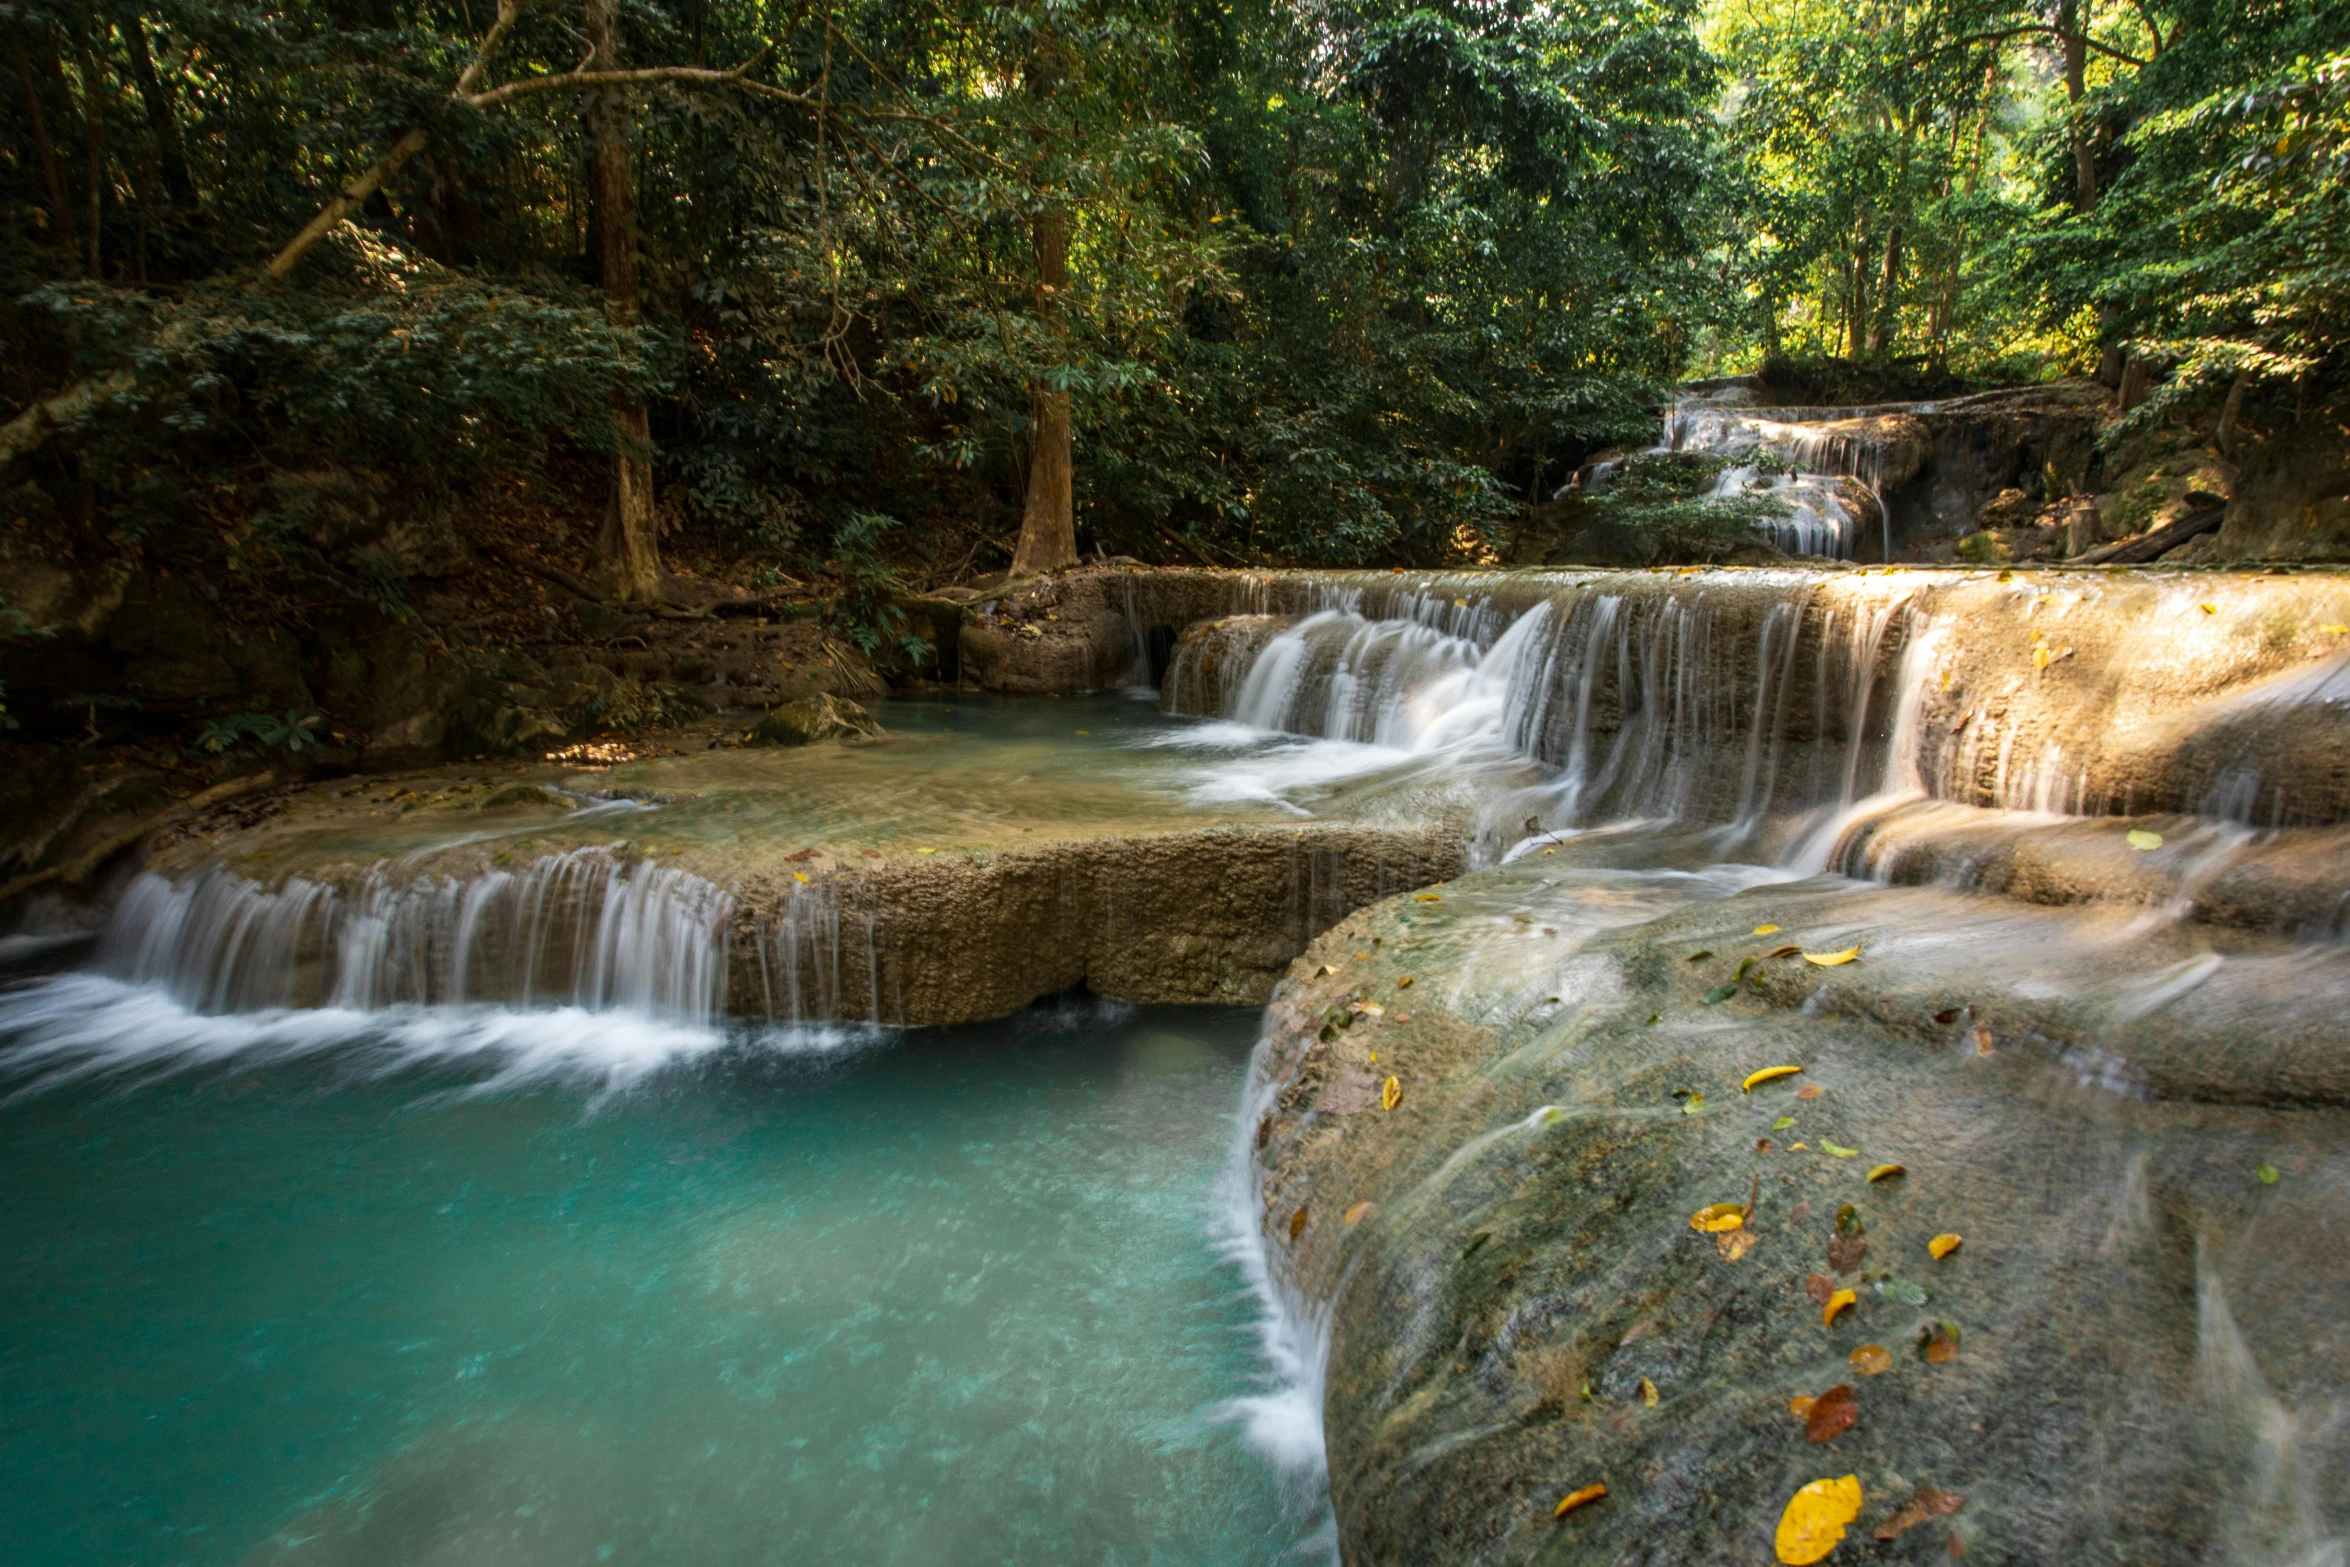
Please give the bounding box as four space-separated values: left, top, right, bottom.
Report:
1381 1074 1402 1111
1849 1344 1892 1376
1554 1483 1608 1517
1788 1395 1817 1419
918 847 938 855
1413 892 1443 902
1743 1065 1803 1093
1754 924 1781 935
1789 1142 1810 1151
2322 624 2348 634
1343 1202 1374 1226
1776 1475 1864 1565
1803 945 1861 967
792 871 810 883
1823 1288 1857 1326
1638 1377 1658 1407
1821 1142 1859 1159
1354 950 1371 961
2127 829 2163 851
1928 1233 1963 1260
1690 1202 1746 1234
2200 602 2217 614
1866 1164 1905 1183
1397 975 1414 988
2033 645 2050 671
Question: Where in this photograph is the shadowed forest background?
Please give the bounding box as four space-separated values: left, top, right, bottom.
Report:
0 0 2343 741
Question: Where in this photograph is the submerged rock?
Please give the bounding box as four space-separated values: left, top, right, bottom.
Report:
747 694 884 746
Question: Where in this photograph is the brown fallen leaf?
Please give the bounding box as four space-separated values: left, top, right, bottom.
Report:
1343 1201 1375 1226
1920 1320 1960 1363
1796 1084 1824 1100
1717 1228 1758 1261
1827 1232 1867 1272
1848 1344 1893 1376
1805 1272 1837 1306
1757 1138 1775 1154
1972 1022 1995 1056
1933 1007 1959 1024
1948 1530 1966 1558
1874 1487 1967 1541
1397 975 1414 988
1805 1384 1857 1443
1768 944 1803 959
1289 1205 1309 1241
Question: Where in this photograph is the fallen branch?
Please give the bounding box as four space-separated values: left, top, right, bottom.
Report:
2066 504 2226 566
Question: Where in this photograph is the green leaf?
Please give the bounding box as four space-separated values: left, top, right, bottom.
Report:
2257 1163 2281 1185
1702 982 1739 1005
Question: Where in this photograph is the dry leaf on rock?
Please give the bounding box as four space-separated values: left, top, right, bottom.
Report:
1638 1377 1659 1407
1805 1384 1857 1443
1717 1228 1758 1261
1928 1233 1963 1260
1754 923 1781 935
1823 1288 1857 1326
1554 1483 1608 1518
1343 1202 1374 1226
1821 1142 1860 1159
1805 1273 1837 1306
1744 1066 1803 1092
1803 945 1862 967
1796 1085 1824 1100
1691 1203 1747 1233
1776 1475 1864 1565
1866 1164 1905 1183
1849 1344 1892 1376
1381 1075 1402 1111
1768 944 1803 959
1827 1232 1868 1271
1875 1487 1966 1540
1918 1319 1961 1362
1288 1206 1308 1240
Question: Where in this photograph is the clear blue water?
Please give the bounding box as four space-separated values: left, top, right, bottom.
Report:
0 980 1321 1566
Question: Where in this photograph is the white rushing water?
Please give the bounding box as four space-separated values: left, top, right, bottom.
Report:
1596 382 1936 560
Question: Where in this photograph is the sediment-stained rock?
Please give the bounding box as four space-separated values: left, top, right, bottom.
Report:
1252 851 2350 1565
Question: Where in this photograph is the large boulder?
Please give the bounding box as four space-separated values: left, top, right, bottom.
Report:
746 693 883 746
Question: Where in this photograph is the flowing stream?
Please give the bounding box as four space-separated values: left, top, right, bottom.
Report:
8 567 2350 1563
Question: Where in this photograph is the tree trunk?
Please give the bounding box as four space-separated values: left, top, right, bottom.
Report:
1868 223 1902 354
586 0 661 602
73 5 109 281
1011 208 1077 576
9 26 78 262
114 4 195 210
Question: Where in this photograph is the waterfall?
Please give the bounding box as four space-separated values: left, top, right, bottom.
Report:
96 847 738 1024
1645 386 1936 560
1166 579 1932 853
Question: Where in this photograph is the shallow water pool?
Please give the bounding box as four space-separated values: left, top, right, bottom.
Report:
0 984 1323 1566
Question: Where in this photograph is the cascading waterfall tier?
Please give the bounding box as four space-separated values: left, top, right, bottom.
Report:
1162 568 2350 878
101 847 737 1023
1646 384 1934 559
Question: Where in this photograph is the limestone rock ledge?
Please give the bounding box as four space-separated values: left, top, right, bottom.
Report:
1254 852 2350 1564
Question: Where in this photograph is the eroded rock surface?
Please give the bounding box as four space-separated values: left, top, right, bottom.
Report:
1252 850 2350 1564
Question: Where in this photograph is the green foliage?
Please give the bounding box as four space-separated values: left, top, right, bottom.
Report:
1580 452 1792 559
197 709 323 754
828 511 930 667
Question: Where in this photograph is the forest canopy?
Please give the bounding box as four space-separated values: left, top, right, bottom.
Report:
1 0 2341 603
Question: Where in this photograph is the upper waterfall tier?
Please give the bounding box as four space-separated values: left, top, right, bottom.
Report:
1153 568 2350 845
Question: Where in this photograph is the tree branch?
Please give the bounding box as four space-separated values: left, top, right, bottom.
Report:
1917 24 2147 70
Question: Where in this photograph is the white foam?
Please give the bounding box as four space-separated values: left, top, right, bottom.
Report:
0 973 869 1101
